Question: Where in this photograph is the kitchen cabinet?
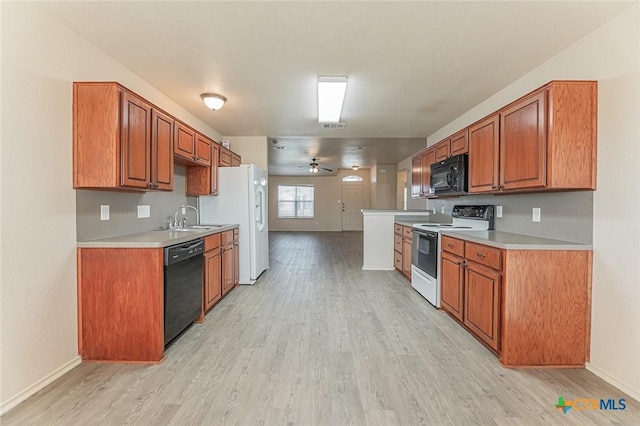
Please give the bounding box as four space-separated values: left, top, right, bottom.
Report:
394 224 412 280
411 148 435 198
434 129 468 162
77 247 165 362
440 235 592 367
221 230 236 295
174 125 212 167
186 141 220 196
73 82 173 191
203 233 222 313
233 228 240 285
219 146 233 167
231 153 242 167
468 81 597 193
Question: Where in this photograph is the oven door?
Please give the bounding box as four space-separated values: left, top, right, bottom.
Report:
411 229 438 278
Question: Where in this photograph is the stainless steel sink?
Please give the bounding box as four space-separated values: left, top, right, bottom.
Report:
172 225 224 232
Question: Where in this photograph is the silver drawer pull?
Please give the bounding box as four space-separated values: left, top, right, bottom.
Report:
447 243 454 248
476 252 486 258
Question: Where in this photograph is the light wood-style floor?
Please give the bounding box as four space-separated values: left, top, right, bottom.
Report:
3 232 638 425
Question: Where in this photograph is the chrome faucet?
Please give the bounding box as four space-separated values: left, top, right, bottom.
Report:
173 204 199 228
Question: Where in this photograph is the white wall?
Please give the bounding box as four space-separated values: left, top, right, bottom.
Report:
0 3 222 413
424 5 640 400
224 136 268 170
269 169 371 232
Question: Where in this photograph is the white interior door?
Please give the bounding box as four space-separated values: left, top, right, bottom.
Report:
342 185 364 231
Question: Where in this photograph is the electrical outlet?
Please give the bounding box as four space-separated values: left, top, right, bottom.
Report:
532 207 541 222
181 206 186 215
138 205 151 219
432 207 436 214
496 206 503 218
100 205 110 221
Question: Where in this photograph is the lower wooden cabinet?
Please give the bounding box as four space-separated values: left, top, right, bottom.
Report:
464 261 501 351
440 251 464 322
440 235 592 367
222 241 235 295
394 223 413 281
203 234 223 313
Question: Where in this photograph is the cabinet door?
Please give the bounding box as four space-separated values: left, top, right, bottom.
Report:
219 147 232 167
464 262 501 351
468 114 500 193
211 143 220 195
441 252 464 321
435 140 450 162
500 91 546 190
411 155 423 198
231 153 241 167
174 122 196 160
204 249 222 312
421 149 436 197
450 129 469 156
151 109 174 191
233 241 240 285
222 244 234 295
402 239 412 279
120 92 151 189
195 133 212 166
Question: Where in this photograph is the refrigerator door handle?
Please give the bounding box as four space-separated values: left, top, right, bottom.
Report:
256 184 266 232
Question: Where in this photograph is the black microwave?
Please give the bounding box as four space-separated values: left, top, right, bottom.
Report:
430 154 468 196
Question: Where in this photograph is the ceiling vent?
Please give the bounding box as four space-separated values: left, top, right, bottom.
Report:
321 123 346 130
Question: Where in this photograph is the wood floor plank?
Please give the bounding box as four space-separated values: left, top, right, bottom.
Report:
2 231 639 425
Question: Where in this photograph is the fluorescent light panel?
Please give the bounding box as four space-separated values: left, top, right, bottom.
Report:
318 76 347 123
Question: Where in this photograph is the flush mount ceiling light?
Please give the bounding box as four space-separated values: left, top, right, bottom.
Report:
200 93 227 110
352 165 359 170
318 76 347 123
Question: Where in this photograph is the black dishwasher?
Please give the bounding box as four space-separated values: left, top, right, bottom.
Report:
164 239 204 346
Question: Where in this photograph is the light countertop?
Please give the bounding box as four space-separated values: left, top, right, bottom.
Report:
77 224 239 248
362 210 432 216
440 230 592 251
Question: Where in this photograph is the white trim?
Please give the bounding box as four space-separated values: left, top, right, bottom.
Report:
586 362 640 403
1 356 82 415
362 266 395 271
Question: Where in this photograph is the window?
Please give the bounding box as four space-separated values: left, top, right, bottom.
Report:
342 175 363 182
278 185 315 218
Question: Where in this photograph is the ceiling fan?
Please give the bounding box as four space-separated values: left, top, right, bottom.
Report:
298 158 333 174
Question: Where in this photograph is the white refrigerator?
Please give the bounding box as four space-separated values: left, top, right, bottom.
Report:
198 164 269 284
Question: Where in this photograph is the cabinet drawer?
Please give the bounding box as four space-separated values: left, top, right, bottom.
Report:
221 230 234 245
394 250 402 270
204 233 221 251
394 224 402 235
465 242 502 271
442 236 464 257
394 234 403 253
402 226 413 240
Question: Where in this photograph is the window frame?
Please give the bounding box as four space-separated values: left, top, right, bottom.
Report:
277 184 316 219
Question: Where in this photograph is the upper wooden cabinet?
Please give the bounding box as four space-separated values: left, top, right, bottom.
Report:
186 141 220 196
219 146 232 167
435 140 450 162
174 124 211 167
411 147 436 198
231 153 241 167
469 81 597 193
73 82 173 191
449 129 469 156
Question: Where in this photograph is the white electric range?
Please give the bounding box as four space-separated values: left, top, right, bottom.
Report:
410 205 495 307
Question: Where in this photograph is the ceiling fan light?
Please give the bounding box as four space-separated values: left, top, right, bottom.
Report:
352 165 359 170
200 93 227 110
318 76 347 123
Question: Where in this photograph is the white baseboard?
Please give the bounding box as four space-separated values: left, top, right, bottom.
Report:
362 266 395 271
1 356 81 416
586 362 640 403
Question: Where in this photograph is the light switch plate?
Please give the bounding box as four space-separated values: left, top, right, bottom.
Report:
441 206 445 214
138 205 151 219
496 206 503 218
100 205 110 221
532 207 541 222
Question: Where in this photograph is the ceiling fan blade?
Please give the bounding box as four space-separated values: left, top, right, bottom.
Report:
322 167 334 172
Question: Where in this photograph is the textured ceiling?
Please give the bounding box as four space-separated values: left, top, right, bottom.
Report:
38 1 633 175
